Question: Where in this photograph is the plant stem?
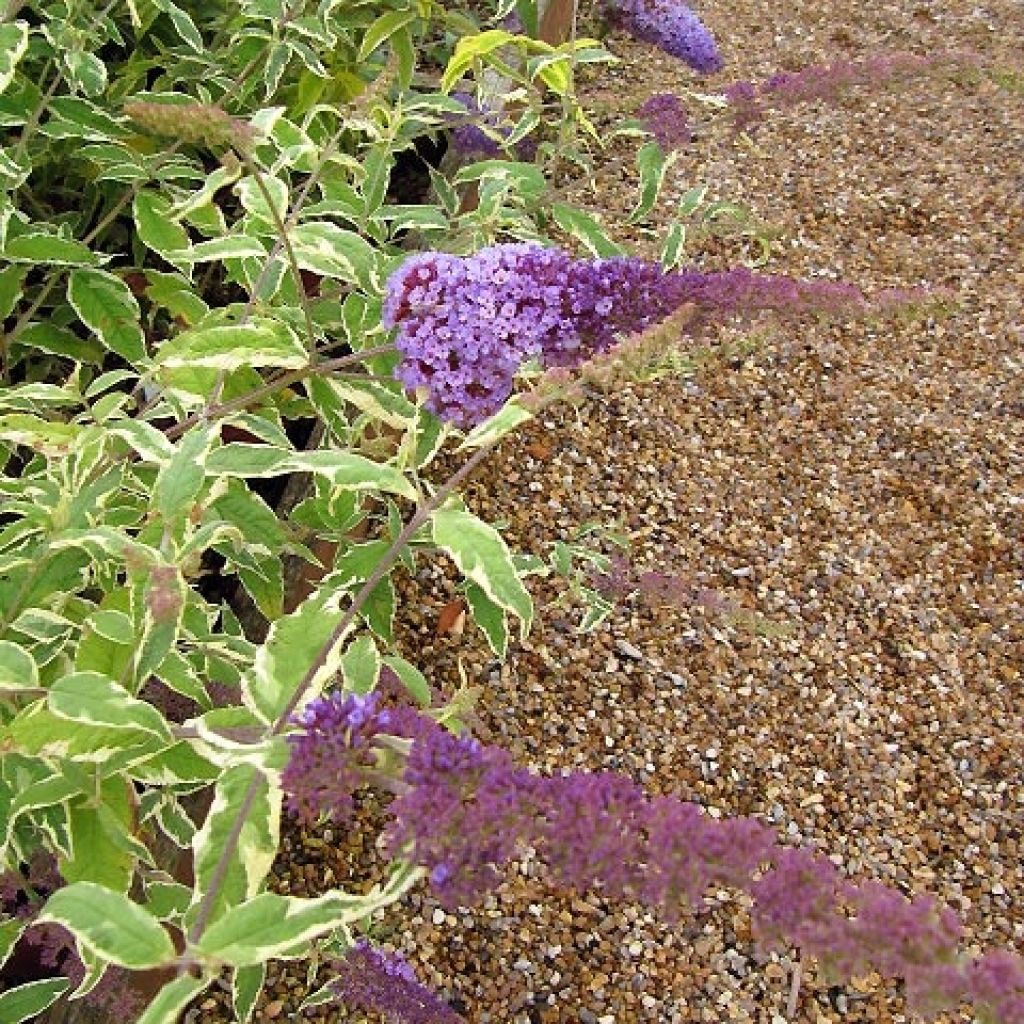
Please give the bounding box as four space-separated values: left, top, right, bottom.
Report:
184 436 501 949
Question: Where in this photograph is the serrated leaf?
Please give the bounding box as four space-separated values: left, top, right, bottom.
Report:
151 0 204 51
191 764 281 922
381 655 431 706
431 506 532 638
194 892 361 966
232 962 265 1023
285 450 416 499
242 599 344 724
48 672 174 741
63 49 107 96
550 202 625 258
0 639 38 692
629 141 676 224
441 29 515 92
457 400 533 450
0 22 29 97
464 580 509 658
156 322 306 370
60 778 136 892
289 222 377 287
0 264 25 320
12 321 105 363
660 221 688 271
153 423 216 522
2 233 102 266
134 191 191 260
67 269 146 363
0 918 26 972
172 236 268 263
39 883 174 968
340 633 379 694
0 978 71 1022
136 973 213 1024
359 9 418 60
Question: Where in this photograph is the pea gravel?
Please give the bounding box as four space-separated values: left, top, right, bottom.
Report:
197 0 1022 1021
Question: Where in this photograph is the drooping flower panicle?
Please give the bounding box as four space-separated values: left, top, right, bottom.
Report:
384 243 889 427
283 700 1024 1023
604 0 722 73
332 939 464 1024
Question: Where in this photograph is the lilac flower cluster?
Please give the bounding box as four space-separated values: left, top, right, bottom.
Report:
752 847 1024 1018
722 52 941 131
636 92 693 149
332 939 463 1024
604 0 722 73
281 691 391 824
384 244 881 427
283 703 1024 1023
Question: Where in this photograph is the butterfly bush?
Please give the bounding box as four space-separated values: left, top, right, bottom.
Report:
332 939 464 1024
384 243 908 427
637 92 694 148
604 0 722 73
284 700 1024 1023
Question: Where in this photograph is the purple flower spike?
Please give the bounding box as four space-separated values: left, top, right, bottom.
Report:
606 0 722 73
384 245 889 427
282 691 390 824
333 939 464 1023
637 92 693 149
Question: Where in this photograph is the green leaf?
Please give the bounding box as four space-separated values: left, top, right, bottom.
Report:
340 633 379 695
136 973 213 1024
289 222 377 288
629 142 676 224
191 764 281 923
359 10 418 60
0 264 25 320
550 202 625 258
441 29 515 92
0 978 71 1023
1 233 102 266
0 22 29 97
174 236 268 263
242 599 344 724
12 321 104 363
39 883 174 968
677 182 710 217
457 400 533 450
381 655 431 706
194 892 360 966
0 917 26 973
157 322 306 370
153 424 216 522
60 777 137 892
145 880 192 919
235 174 289 223
67 269 146 364
62 50 107 96
285 450 416 499
464 581 509 658
134 191 191 261
48 672 174 741
431 505 532 638
0 639 38 693
151 0 204 51
232 963 265 1023
41 97 131 141
659 221 687 272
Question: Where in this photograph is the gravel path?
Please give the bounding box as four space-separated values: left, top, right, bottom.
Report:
199 2 1023 1021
